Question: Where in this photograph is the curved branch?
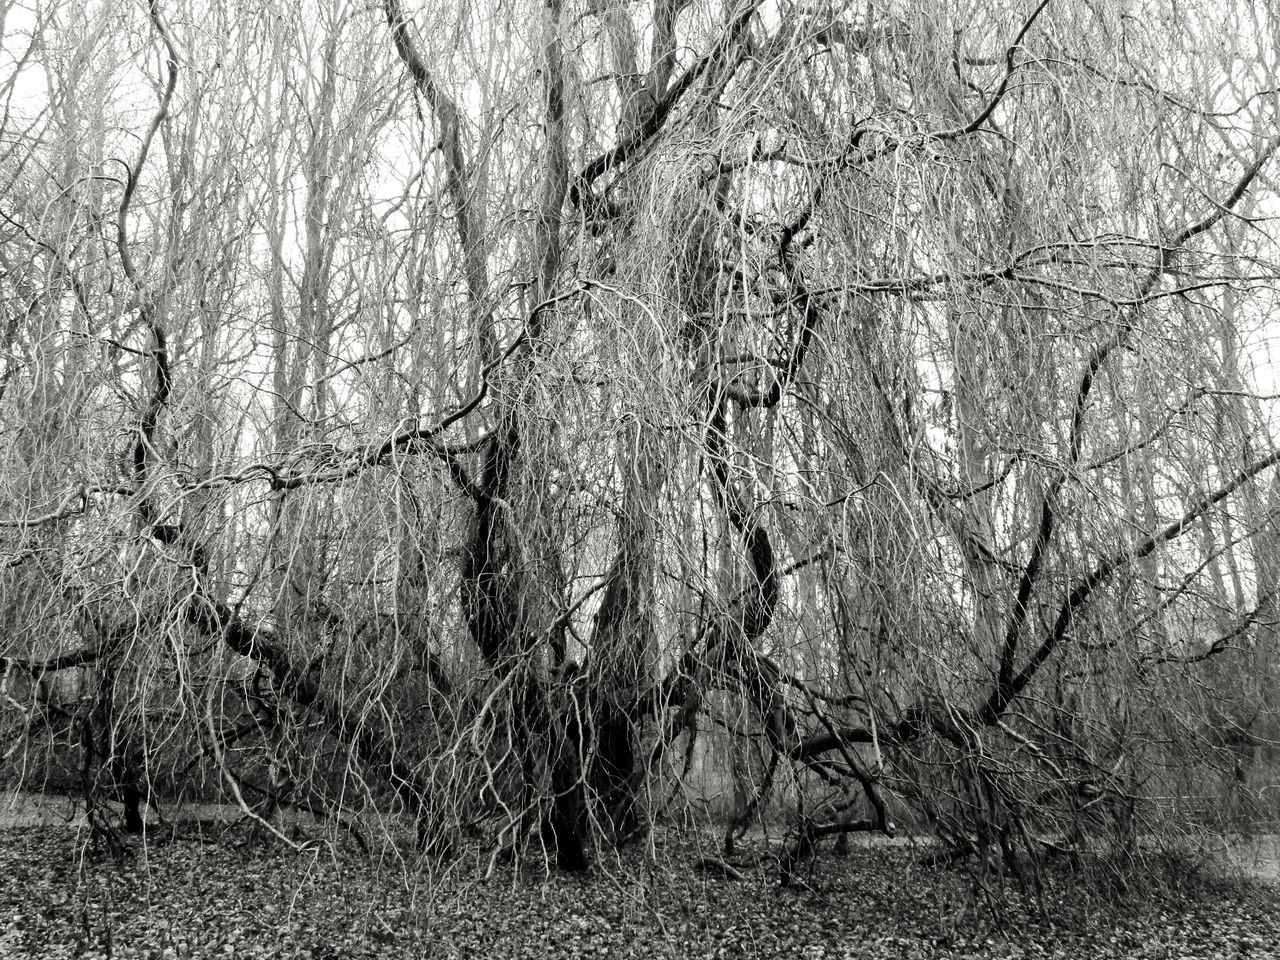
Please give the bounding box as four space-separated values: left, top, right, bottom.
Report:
0 485 130 528
932 0 1051 140
983 445 1280 721
270 284 581 492
121 2 180 546
271 324 529 491
990 129 1280 704
384 0 494 360
568 0 759 210
115 1 178 298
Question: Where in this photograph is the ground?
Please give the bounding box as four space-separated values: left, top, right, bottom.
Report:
0 796 1277 959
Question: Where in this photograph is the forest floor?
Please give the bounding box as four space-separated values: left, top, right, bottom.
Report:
0 797 1277 959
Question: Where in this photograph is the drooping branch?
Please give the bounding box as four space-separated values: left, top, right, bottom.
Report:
983 445 1280 721
185 595 436 830
0 485 129 529
568 0 759 211
1147 593 1274 667
786 452 1280 751
271 324 530 491
933 0 1051 140
989 130 1280 708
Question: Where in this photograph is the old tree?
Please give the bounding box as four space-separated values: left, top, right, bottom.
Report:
2 0 1279 884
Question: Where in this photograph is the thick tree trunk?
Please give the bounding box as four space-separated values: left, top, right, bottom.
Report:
462 431 590 869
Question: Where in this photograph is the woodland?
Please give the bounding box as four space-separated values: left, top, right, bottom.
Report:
1 0 1279 954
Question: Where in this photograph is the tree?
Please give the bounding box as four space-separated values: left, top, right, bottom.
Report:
2 0 1279 883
